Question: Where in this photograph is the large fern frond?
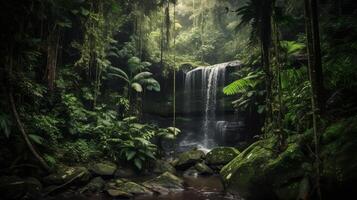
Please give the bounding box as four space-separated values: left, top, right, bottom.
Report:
223 72 262 95
223 78 254 95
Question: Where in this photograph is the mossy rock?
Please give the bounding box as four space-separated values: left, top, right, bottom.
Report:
43 166 91 185
106 179 152 196
320 116 357 197
143 172 184 194
194 162 214 175
106 189 133 198
153 160 176 174
206 147 240 165
175 149 205 170
90 161 117 176
220 136 307 200
114 166 136 178
80 177 105 193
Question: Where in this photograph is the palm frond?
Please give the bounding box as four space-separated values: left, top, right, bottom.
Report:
109 66 129 82
140 78 161 92
131 82 143 93
108 73 130 83
133 72 153 82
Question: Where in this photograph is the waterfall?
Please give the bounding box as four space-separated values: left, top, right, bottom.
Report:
184 67 203 114
184 62 229 149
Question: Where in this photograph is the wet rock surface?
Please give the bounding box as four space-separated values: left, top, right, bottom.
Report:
175 149 205 170
90 161 117 176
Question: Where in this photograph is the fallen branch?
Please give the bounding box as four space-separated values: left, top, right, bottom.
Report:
44 171 86 196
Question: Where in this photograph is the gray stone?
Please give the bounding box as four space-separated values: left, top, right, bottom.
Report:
91 161 117 176
143 172 184 194
175 149 205 169
43 166 91 185
206 147 240 165
194 162 214 175
153 159 176 174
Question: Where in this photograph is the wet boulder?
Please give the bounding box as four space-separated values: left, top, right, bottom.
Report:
153 159 176 174
80 177 105 193
106 179 152 197
194 162 214 175
43 166 91 185
143 172 184 194
106 189 133 198
320 116 357 198
175 149 205 170
205 147 240 166
114 165 136 178
90 161 117 176
220 136 308 200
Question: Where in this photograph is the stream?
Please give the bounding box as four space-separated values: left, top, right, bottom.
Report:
135 175 240 200
50 175 241 200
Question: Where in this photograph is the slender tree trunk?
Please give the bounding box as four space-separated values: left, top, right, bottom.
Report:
261 0 273 134
173 2 177 132
306 0 325 114
160 6 165 65
272 14 285 148
46 29 60 92
200 0 205 62
165 1 170 50
304 0 322 198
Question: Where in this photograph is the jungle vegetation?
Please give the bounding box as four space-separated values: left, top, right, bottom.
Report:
0 0 356 199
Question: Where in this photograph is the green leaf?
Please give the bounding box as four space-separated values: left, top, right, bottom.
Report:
128 57 143 73
80 7 90 16
131 83 143 93
223 71 262 95
123 116 137 122
167 127 181 135
133 72 152 82
134 158 142 170
108 66 129 82
257 105 265 114
126 150 136 160
140 78 160 92
143 150 155 160
0 114 11 138
29 134 44 145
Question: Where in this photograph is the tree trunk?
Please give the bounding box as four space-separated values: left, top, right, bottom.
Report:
160 5 165 65
304 0 323 198
305 0 325 114
261 0 273 134
46 29 60 92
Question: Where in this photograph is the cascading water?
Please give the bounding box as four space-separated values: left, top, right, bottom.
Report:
184 62 229 149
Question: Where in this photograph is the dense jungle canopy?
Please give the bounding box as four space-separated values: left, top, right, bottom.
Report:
0 0 356 200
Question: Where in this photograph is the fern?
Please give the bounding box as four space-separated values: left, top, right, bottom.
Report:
223 72 262 95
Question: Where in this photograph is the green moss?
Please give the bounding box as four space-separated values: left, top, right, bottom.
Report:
321 116 357 184
206 147 240 165
220 135 308 199
175 149 205 169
